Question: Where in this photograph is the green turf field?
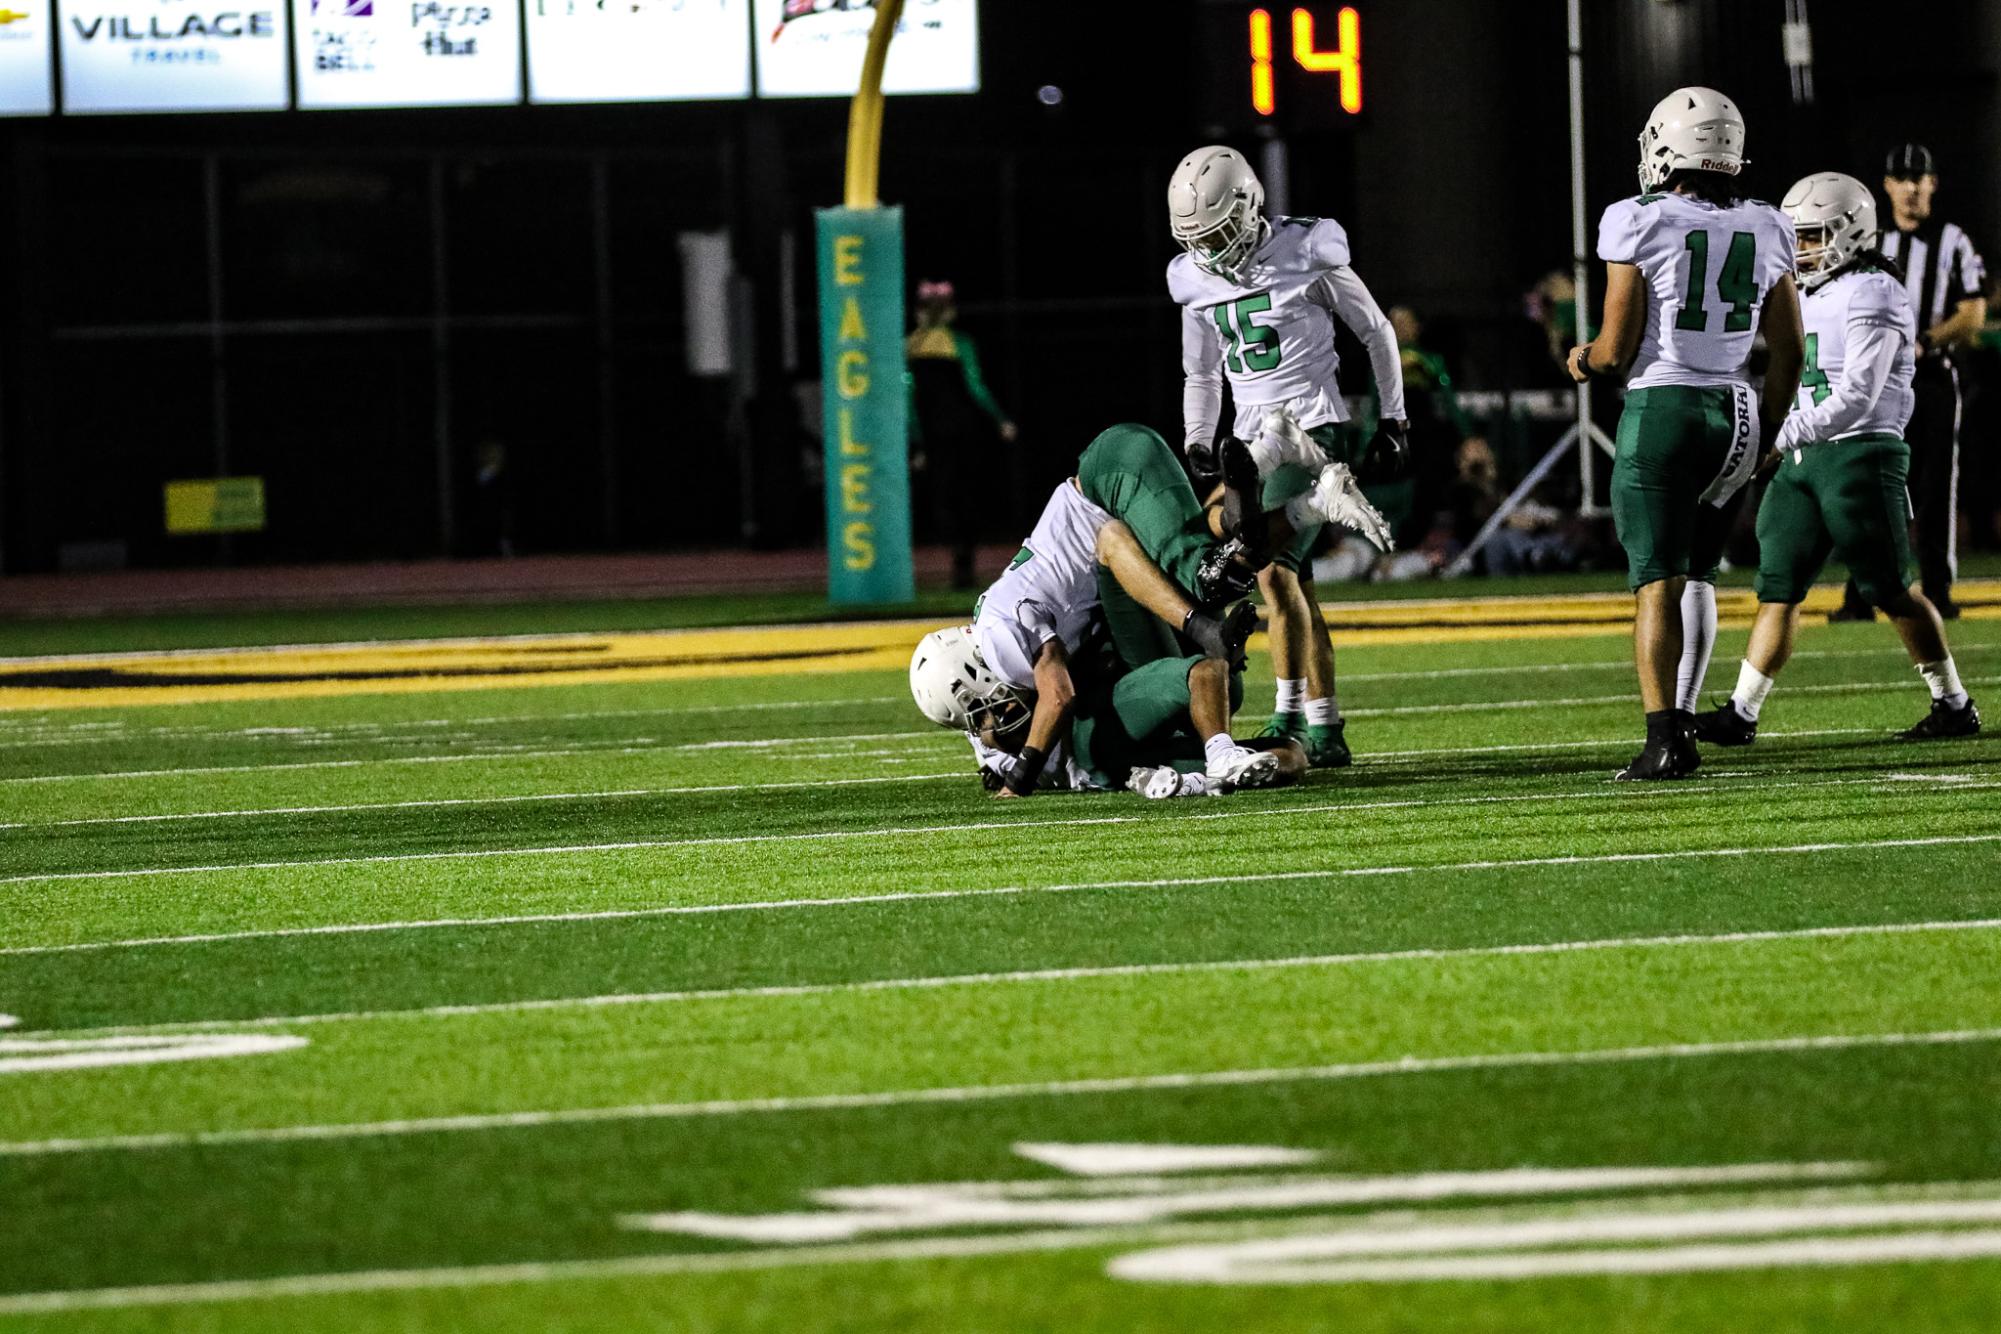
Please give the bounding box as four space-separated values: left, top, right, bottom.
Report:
2 591 1999 1331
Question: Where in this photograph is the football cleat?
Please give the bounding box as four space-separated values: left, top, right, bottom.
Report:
1692 701 1758 746
1257 711 1304 742
1294 462 1396 552
1305 720 1352 768
1127 766 1220 799
1614 723 1700 781
1206 744 1283 790
1196 537 1260 608
1897 697 1981 741
1216 434 1266 553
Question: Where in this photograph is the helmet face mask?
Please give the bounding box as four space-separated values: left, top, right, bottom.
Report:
1636 86 1747 192
1782 171 1877 292
1168 146 1269 283
909 626 1031 738
1181 207 1268 281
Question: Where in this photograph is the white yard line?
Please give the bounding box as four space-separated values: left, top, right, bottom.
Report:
2 1027 1996 1162
0 731 956 786
47 917 2001 1038
3 826 1994 957
0 772 967 832
5 666 1988 783
2 778 1991 891
0 696 912 747
1346 675 1999 720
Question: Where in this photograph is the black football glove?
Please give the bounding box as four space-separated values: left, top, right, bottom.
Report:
1361 420 1411 483
1186 435 1225 486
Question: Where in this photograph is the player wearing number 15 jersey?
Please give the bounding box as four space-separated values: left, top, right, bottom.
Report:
1568 86 1804 781
1166 145 1409 769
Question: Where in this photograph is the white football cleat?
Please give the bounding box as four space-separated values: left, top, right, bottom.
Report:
1288 461 1397 552
1127 766 1222 799
1250 406 1329 475
1204 744 1282 790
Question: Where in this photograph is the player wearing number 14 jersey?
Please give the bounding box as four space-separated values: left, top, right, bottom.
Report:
1568 86 1804 780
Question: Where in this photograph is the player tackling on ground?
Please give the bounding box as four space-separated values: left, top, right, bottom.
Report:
1568 87 1805 780
1167 145 1408 769
1691 172 1980 745
909 426 1313 797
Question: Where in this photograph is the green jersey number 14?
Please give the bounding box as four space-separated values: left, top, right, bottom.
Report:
1674 230 1759 335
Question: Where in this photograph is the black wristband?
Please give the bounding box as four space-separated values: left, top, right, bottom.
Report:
1005 746 1048 796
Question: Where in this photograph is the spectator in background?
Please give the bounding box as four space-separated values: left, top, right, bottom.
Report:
1388 305 1473 545
1525 271 1581 381
469 438 516 558
906 280 1018 589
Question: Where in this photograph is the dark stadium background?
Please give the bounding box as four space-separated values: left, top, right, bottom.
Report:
0 0 1993 573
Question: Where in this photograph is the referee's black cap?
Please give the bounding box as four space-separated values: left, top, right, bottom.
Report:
1885 143 1937 180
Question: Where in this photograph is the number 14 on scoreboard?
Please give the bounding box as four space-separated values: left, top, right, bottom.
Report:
1250 6 1361 117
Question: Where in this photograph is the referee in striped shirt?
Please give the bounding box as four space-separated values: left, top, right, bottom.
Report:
1834 143 1989 620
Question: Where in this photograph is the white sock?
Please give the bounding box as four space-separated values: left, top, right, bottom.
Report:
1918 658 1969 710
1731 661 1776 721
1675 580 1717 714
1305 697 1339 726
1204 733 1239 764
1273 678 1306 715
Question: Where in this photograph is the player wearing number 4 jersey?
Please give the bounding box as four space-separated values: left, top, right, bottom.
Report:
1569 86 1805 781
1691 172 1979 746
1167 145 1408 769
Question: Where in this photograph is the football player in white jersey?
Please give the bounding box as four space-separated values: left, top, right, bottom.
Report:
909 442 1296 798
1692 172 1979 744
1567 87 1805 779
1166 145 1408 770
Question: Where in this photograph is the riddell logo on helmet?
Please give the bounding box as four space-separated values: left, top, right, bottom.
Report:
1698 158 1738 172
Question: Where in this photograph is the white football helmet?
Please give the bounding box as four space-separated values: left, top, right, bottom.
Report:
1168 146 1269 281
1782 171 1877 291
1637 87 1746 192
909 626 1028 737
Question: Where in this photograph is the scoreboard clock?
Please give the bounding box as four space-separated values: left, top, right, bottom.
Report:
1197 1 1365 132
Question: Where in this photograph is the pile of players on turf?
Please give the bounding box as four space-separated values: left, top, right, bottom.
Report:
912 92 1979 800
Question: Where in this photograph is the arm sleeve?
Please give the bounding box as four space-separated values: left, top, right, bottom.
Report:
953 331 1009 425
1596 200 1644 264
1952 232 1988 305
1181 303 1227 450
1325 267 1407 423
1776 321 1905 453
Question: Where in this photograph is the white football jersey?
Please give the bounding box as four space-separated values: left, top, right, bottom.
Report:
1781 266 1917 448
972 478 1112 691
1597 192 1796 390
1170 216 1406 445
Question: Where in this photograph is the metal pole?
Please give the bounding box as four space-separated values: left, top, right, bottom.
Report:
204 154 233 563
429 158 456 556
591 155 619 547
1567 0 1602 516
1259 136 1291 217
